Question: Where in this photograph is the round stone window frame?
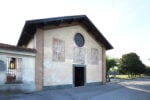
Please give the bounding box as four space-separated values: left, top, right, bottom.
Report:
74 33 85 47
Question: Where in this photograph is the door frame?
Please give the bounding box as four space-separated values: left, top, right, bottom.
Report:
73 64 86 87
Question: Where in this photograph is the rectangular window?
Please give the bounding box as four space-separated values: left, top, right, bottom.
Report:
6 57 22 83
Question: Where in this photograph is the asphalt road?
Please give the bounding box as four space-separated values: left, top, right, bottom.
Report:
0 77 150 100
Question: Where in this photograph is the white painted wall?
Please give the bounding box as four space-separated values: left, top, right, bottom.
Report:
0 48 36 92
43 24 103 86
22 57 35 83
0 55 7 84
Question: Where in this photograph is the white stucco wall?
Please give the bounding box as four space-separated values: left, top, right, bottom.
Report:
0 55 7 84
43 24 103 86
22 57 35 83
0 48 36 92
26 35 36 48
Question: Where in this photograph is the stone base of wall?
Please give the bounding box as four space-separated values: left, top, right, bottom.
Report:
43 84 73 90
0 83 36 93
86 82 103 86
43 82 103 90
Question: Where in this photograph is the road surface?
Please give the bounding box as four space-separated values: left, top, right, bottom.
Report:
0 77 150 100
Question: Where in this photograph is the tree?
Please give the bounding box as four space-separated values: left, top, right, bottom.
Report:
119 52 145 77
106 57 117 79
145 67 150 76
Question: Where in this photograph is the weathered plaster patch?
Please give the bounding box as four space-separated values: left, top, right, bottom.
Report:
52 38 65 62
88 48 99 65
73 47 85 64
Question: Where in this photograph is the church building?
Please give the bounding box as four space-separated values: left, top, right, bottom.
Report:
0 15 113 92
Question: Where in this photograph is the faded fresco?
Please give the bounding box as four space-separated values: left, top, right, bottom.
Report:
73 47 85 64
89 48 99 64
53 38 65 61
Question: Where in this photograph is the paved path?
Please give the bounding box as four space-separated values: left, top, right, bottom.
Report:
0 77 150 100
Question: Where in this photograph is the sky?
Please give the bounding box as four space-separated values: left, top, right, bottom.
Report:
0 0 150 66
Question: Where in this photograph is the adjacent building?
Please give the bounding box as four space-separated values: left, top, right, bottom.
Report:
0 43 36 92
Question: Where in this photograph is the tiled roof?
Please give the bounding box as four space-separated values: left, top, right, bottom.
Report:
0 43 36 53
17 15 113 50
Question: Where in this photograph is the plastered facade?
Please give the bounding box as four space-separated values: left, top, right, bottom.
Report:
43 24 103 86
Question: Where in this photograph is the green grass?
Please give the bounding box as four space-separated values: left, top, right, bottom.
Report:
109 74 145 79
116 75 129 79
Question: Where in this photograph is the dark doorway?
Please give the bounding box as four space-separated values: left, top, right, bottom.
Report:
73 65 86 87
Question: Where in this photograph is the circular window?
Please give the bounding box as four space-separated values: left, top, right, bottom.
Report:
74 33 85 47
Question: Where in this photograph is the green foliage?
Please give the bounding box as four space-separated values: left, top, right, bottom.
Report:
145 67 150 75
106 57 117 73
106 56 118 80
116 74 145 79
119 52 145 75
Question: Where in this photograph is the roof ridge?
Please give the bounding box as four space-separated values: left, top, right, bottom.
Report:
26 15 87 23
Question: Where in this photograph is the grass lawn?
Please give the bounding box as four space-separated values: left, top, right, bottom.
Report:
109 74 145 79
116 75 129 79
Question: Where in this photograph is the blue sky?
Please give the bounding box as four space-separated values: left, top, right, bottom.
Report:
0 0 150 65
